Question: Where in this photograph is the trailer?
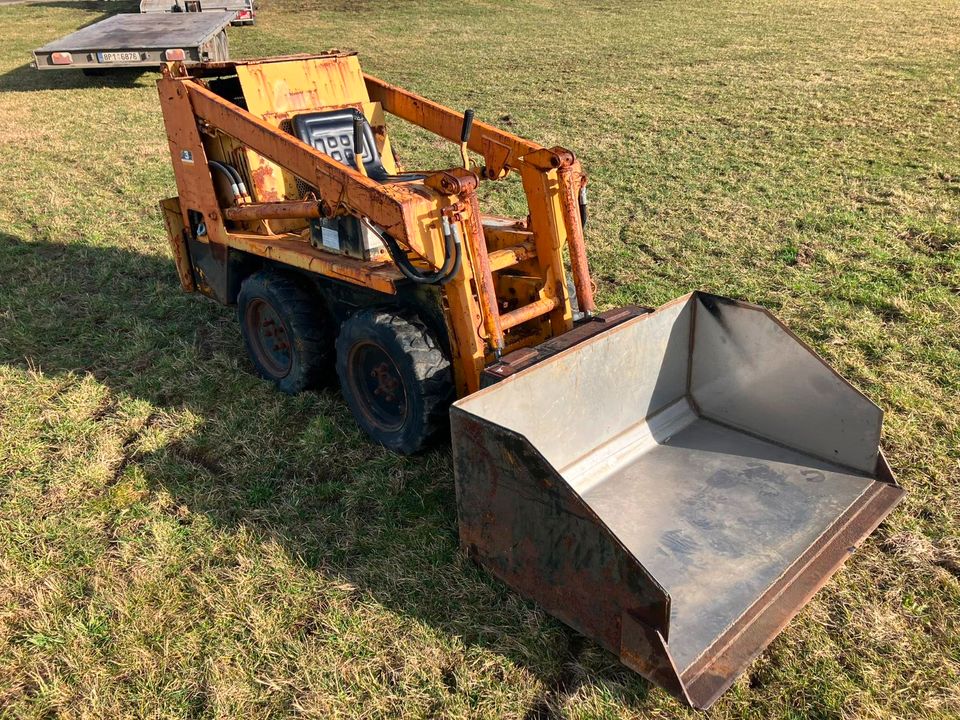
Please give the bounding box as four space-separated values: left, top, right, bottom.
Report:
32 11 232 72
140 0 256 26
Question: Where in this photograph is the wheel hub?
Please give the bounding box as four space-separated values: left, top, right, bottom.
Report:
245 298 292 378
349 342 408 432
371 361 402 403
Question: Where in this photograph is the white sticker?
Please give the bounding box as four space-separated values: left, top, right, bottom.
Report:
180 150 194 164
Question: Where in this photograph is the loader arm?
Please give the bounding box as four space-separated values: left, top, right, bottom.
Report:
364 73 542 179
364 72 595 314
160 69 449 268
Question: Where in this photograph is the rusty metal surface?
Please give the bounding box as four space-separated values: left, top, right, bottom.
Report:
157 55 589 396
159 196 195 292
223 200 321 222
157 75 231 246
517 161 575 337
423 168 478 196
181 78 449 267
452 292 902 708
487 241 535 272
236 55 369 121
481 216 533 250
558 162 595 314
230 233 403 295
461 189 504 354
226 232 401 294
182 52 355 77
450 409 673 659
499 296 557 331
620 612 691 705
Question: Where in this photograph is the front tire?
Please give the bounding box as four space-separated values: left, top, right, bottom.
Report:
237 271 332 394
336 309 453 454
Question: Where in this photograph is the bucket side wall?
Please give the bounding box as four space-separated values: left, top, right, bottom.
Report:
450 408 672 654
689 294 883 475
454 298 694 474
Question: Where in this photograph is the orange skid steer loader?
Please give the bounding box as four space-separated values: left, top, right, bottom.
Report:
157 53 903 708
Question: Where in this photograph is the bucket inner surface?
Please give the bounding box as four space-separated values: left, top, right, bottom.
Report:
578 400 873 671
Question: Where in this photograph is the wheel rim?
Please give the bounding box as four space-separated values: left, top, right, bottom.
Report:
245 298 292 378
348 341 408 432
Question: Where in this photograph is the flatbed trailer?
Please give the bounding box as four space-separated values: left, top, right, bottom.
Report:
32 11 232 71
140 0 256 26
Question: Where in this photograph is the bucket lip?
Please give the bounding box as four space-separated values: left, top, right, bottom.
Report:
682 475 905 708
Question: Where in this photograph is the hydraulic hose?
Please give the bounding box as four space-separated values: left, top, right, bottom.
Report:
223 162 248 199
208 161 240 203
365 217 462 285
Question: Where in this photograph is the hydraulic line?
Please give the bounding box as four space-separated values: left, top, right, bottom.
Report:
222 162 249 199
208 161 240 203
363 217 462 286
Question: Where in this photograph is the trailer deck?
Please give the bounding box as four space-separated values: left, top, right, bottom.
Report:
33 11 232 70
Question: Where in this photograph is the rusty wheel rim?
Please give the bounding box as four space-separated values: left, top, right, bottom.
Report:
245 298 292 378
348 341 408 432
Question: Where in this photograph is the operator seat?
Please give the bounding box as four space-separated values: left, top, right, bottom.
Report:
292 108 419 183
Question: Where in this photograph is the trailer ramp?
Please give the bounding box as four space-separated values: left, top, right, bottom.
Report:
451 291 903 708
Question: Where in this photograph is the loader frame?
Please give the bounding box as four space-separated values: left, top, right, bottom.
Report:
157 52 595 397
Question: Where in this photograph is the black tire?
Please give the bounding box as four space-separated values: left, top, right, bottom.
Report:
237 271 332 394
336 309 453 454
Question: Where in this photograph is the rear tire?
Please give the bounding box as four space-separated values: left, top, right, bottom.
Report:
336 309 453 454
237 271 332 394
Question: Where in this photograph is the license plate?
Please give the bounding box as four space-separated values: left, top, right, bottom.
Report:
98 51 141 63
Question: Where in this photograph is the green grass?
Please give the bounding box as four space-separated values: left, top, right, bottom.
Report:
1 0 959 717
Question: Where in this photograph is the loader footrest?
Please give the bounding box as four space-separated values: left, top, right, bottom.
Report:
480 305 650 387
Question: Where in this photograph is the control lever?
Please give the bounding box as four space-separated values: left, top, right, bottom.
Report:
459 108 474 170
353 112 368 177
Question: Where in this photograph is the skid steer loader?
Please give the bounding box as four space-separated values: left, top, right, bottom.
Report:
156 52 903 708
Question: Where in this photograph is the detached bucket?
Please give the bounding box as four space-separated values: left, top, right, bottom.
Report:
450 292 903 709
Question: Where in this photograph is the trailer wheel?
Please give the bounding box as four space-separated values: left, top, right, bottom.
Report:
237 271 332 394
336 309 453 454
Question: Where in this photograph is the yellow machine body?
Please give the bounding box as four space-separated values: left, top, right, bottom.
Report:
158 52 590 398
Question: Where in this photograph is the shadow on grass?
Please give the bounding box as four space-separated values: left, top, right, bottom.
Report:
0 62 150 91
4 0 136 12
0 231 655 715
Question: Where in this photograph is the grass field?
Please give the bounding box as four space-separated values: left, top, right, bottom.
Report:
1 0 959 717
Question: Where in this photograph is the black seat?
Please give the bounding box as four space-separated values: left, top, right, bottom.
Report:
292 108 390 182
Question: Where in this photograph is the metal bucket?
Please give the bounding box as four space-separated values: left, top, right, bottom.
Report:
450 292 903 708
